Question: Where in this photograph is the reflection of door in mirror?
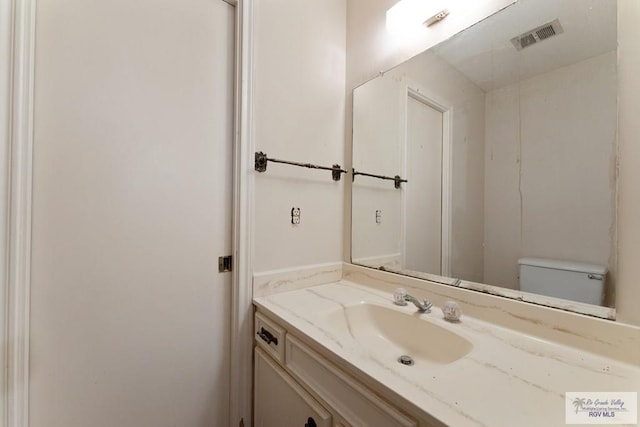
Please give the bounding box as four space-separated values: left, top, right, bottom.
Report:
404 94 443 275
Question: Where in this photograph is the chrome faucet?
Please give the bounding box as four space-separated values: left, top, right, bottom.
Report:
393 288 432 313
403 294 433 313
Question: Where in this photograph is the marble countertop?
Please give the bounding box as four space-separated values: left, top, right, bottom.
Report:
253 280 640 427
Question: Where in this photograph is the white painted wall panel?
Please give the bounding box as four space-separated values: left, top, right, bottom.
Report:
253 0 346 273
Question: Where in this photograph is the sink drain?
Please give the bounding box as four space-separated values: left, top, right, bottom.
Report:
397 355 415 366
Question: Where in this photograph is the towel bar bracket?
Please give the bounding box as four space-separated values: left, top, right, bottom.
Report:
255 151 268 172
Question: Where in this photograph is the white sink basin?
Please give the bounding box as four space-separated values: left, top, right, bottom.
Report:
327 303 472 366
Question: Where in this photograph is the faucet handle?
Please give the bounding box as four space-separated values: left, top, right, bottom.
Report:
422 300 433 312
443 300 461 322
393 288 408 306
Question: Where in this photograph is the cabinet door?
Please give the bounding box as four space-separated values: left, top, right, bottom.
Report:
285 335 417 427
255 348 332 427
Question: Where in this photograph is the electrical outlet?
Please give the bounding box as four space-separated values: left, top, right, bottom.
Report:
375 210 382 224
291 207 301 225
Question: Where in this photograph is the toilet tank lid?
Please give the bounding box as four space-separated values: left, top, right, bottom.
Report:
518 257 607 275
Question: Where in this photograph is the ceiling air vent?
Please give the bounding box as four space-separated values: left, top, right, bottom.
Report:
511 19 564 51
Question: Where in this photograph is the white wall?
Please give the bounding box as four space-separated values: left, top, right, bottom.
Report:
253 0 346 273
617 0 640 325
29 1 234 425
484 52 617 292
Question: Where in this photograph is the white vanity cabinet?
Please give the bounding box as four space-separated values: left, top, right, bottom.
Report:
255 347 332 427
254 309 421 427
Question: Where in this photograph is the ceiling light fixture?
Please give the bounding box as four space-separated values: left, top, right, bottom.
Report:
386 0 450 37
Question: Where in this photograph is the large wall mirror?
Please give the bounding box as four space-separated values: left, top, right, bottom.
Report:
351 0 617 317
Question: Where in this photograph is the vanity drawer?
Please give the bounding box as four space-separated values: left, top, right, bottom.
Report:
255 311 286 363
285 335 417 427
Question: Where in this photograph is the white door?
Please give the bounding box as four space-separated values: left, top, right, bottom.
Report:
29 1 234 426
405 95 443 274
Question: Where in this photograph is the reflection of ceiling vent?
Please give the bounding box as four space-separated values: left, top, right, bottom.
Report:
511 19 564 51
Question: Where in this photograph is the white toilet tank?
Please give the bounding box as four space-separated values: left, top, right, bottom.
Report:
518 257 606 305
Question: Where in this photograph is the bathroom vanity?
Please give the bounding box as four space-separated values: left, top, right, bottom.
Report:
252 274 640 427
254 308 417 426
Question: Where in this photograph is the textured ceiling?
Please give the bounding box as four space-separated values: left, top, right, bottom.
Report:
432 0 617 91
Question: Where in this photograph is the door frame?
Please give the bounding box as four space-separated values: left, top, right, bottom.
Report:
230 0 255 426
0 0 9 424
2 1 255 426
3 0 36 426
401 80 452 277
